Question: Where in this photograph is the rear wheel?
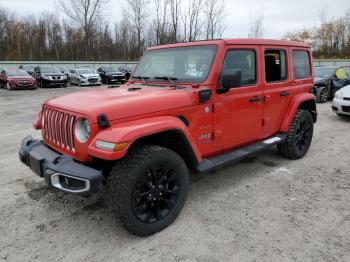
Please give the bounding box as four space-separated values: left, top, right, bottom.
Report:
106 145 189 236
40 79 45 88
278 110 314 159
316 86 328 103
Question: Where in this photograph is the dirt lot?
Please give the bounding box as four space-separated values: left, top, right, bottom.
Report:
0 86 349 262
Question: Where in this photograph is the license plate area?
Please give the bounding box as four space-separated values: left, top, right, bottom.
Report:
29 151 45 177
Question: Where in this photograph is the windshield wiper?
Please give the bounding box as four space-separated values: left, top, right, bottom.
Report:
133 75 150 83
154 76 178 87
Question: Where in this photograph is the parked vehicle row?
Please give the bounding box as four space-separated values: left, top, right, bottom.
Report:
0 64 133 90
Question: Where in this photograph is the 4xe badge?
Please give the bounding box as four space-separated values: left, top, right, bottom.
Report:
199 133 211 143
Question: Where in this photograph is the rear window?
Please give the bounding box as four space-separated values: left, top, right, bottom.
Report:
292 50 311 79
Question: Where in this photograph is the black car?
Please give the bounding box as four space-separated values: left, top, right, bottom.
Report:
58 66 71 81
33 65 68 88
97 66 126 84
18 64 37 76
118 67 133 80
314 66 350 103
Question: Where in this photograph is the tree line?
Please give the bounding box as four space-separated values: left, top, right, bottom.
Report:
0 0 226 61
1 0 349 61
284 9 350 59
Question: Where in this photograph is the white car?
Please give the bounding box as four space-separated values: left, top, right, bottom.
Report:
70 68 102 86
332 85 350 116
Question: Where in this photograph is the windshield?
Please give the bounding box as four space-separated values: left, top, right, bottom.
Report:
41 66 61 74
314 67 335 78
104 67 118 73
132 45 217 83
8 70 30 76
77 69 93 74
22 65 35 70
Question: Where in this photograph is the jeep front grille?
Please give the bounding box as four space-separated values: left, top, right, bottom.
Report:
42 107 76 152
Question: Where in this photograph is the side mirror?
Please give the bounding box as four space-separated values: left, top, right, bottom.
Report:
221 69 242 89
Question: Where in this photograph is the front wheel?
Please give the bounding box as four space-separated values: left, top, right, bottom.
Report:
316 87 328 103
106 145 189 236
278 110 314 159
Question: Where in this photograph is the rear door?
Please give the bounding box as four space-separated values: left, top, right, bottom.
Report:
262 47 292 136
212 45 264 149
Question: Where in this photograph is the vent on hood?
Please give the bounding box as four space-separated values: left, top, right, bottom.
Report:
128 87 142 91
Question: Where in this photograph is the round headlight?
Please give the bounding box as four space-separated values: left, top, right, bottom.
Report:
75 118 90 143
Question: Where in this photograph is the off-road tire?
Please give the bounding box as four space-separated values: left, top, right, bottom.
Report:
106 145 189 236
278 109 314 159
316 86 328 103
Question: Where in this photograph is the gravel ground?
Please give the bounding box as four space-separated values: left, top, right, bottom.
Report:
0 86 349 262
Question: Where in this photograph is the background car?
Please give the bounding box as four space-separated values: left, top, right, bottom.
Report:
314 66 350 103
18 64 37 76
332 84 350 116
118 67 133 80
0 69 36 90
69 68 101 86
97 66 126 84
58 66 71 81
32 65 68 88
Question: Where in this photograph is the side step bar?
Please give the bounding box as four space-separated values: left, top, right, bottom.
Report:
194 133 287 173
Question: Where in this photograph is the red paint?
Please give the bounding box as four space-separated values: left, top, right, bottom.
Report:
36 39 315 164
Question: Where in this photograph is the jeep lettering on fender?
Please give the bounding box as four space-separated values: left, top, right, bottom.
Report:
19 39 317 236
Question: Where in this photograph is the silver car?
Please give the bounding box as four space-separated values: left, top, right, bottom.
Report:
69 68 102 86
332 85 350 116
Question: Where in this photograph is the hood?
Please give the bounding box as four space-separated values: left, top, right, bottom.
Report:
339 85 350 97
42 73 65 77
45 85 193 123
8 76 34 81
106 72 124 76
314 76 327 83
79 73 99 78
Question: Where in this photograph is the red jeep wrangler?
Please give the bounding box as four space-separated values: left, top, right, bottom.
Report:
19 39 317 236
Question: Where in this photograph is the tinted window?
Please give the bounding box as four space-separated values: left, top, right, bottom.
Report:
293 51 311 79
221 49 256 86
265 50 287 82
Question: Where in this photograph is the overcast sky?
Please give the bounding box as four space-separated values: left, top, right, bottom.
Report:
0 0 349 38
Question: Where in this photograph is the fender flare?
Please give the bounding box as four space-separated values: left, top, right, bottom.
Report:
87 116 202 162
280 93 316 132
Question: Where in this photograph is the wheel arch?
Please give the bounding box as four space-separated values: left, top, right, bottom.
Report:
280 93 317 132
87 116 202 166
128 129 199 167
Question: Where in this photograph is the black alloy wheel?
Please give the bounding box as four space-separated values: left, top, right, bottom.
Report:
132 164 180 224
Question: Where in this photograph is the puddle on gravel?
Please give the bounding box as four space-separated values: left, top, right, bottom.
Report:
83 198 106 211
24 180 50 200
261 160 278 167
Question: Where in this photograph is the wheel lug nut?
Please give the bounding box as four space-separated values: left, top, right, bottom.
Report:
153 198 156 201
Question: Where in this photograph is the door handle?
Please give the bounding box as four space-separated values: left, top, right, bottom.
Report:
249 96 263 103
280 91 290 97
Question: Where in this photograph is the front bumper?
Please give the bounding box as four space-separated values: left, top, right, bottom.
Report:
42 79 67 86
332 98 350 115
108 76 126 83
80 79 101 86
19 135 103 196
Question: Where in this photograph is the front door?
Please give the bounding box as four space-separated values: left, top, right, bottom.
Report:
213 46 264 149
